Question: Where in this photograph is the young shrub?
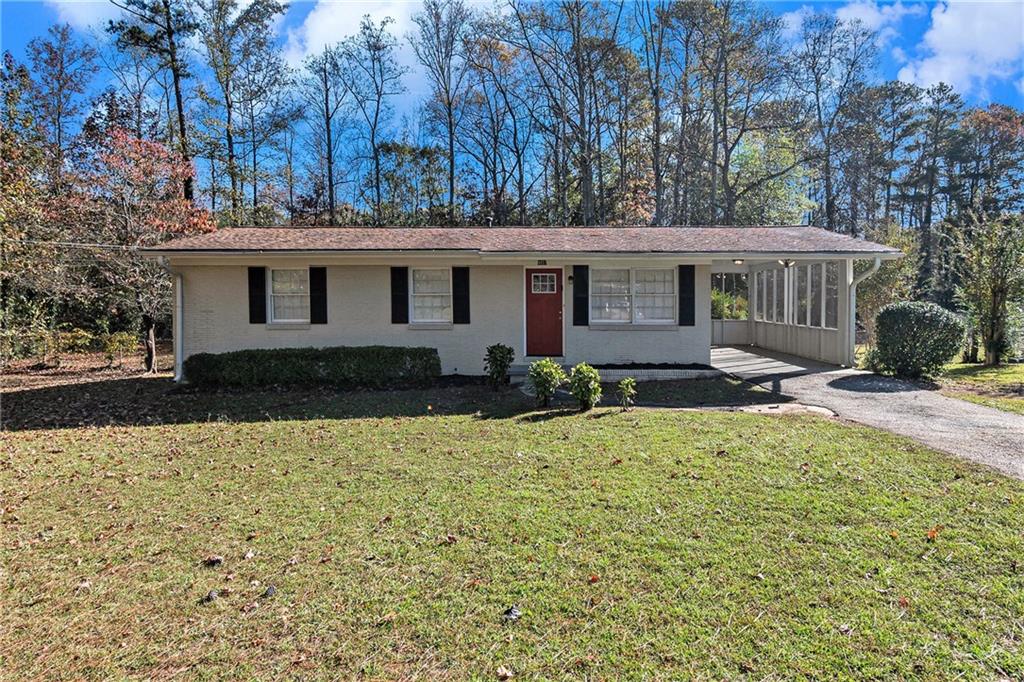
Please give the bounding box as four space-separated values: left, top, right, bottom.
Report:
103 331 138 367
57 328 96 353
568 362 602 411
873 301 965 378
484 343 515 389
617 377 637 411
527 358 567 407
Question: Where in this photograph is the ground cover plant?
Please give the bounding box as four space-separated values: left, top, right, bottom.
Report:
938 361 1024 415
2 369 1023 680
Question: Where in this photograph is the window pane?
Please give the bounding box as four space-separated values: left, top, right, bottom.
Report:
272 269 308 294
413 295 451 322
810 264 823 328
634 269 674 294
272 294 308 321
754 271 764 320
797 266 809 325
766 271 775 322
413 269 450 294
825 262 839 329
592 295 630 321
773 270 784 323
592 269 629 294
532 273 556 293
635 295 675 322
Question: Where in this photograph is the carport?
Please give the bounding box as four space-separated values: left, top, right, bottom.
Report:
710 254 893 367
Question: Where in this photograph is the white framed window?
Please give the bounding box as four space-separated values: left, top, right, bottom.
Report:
590 268 676 324
270 268 309 323
531 273 557 294
411 268 452 323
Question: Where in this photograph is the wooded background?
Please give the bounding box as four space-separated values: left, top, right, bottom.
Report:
2 0 1022 365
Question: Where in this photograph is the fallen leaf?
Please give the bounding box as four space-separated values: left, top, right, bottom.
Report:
898 596 910 609
588 574 600 584
496 665 514 680
203 555 224 567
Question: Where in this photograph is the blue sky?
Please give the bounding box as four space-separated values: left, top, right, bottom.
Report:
2 0 1022 109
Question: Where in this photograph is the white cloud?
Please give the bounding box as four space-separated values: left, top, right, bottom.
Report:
44 0 122 31
283 0 423 70
780 5 813 41
897 0 1024 97
836 0 925 46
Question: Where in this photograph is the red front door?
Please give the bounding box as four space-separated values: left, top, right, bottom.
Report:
526 268 563 356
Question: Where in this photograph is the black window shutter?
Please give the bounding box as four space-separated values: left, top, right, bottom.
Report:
390 267 409 324
678 264 695 326
572 265 589 326
452 267 470 324
309 267 327 324
248 266 266 324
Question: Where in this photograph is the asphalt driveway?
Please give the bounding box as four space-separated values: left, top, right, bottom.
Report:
712 346 1024 480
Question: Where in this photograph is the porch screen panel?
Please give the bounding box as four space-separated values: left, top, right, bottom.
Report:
796 266 809 326
773 270 785 322
825 262 839 329
754 271 764 321
810 264 823 327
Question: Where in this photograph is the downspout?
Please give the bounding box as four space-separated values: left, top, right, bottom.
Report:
158 257 185 382
848 257 881 367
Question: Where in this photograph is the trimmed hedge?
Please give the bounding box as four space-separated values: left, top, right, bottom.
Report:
870 301 965 379
183 346 442 388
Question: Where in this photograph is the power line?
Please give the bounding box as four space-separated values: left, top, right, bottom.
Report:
4 238 140 251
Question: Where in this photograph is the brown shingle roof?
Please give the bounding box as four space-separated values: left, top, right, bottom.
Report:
148 226 901 256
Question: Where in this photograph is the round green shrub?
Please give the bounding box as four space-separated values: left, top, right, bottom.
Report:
484 343 515 389
568 362 602 411
872 301 965 378
527 358 567 407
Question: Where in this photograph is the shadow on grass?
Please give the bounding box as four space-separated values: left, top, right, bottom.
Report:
2 375 798 432
0 376 543 431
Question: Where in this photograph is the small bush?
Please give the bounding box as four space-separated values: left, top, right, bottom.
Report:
568 362 602 411
182 346 442 388
56 328 96 354
527 358 567 407
484 343 515 389
617 377 637 411
872 301 965 378
103 331 138 367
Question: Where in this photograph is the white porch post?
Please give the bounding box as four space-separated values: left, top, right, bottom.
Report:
847 257 881 367
173 272 184 382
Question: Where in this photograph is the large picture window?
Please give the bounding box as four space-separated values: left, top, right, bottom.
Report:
591 268 675 324
270 268 309 323
411 268 452 323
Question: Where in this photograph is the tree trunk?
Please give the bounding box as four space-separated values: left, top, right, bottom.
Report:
447 108 456 225
142 314 157 374
323 67 336 226
162 0 193 202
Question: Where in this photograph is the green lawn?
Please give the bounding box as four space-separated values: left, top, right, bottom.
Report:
939 362 1024 415
2 379 1023 679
